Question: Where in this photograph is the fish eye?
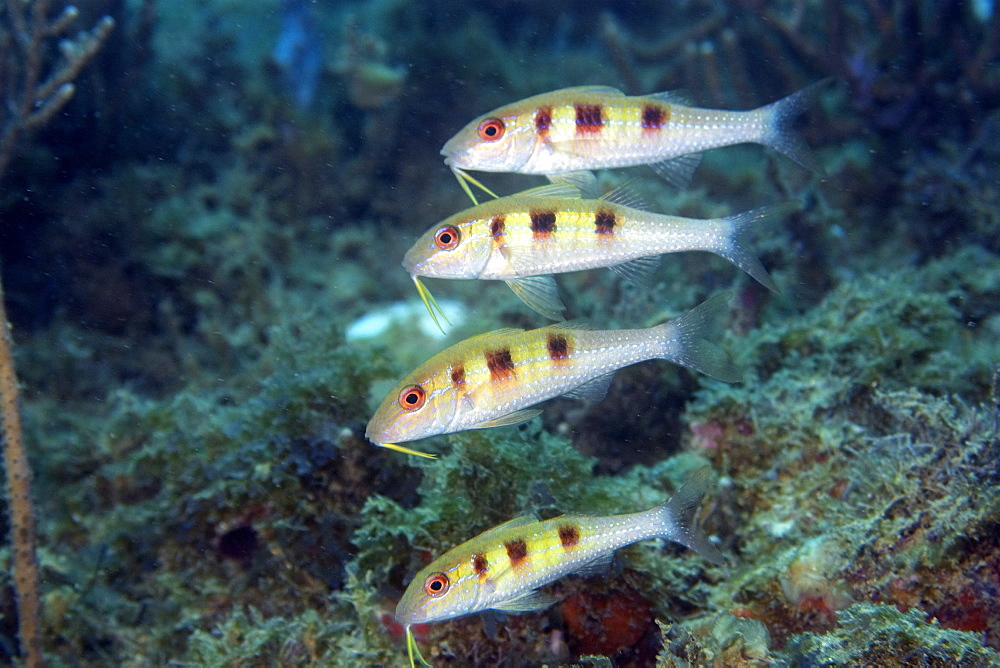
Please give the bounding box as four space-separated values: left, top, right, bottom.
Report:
434 225 460 250
477 118 505 142
398 385 426 411
424 572 450 597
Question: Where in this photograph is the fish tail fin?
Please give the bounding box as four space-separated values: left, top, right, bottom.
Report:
653 293 740 382
756 78 832 173
716 203 799 293
659 468 725 565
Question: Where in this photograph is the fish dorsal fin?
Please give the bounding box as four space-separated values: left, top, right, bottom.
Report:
609 254 662 286
472 408 543 430
548 319 597 331
457 327 525 347
491 513 539 533
516 183 583 199
547 171 600 199
505 276 566 320
554 85 625 97
600 181 650 211
492 589 559 614
648 90 693 106
563 371 615 401
649 152 703 189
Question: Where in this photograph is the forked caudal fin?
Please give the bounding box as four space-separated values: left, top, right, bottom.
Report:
659 468 725 565
757 78 833 174
655 292 740 382
716 202 800 293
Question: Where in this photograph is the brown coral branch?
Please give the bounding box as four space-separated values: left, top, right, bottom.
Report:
0 274 41 668
0 3 114 665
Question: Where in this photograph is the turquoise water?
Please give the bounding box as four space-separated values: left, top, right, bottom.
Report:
0 2 997 665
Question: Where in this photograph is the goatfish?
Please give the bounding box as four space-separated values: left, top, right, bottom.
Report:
406 182 787 322
396 468 724 666
365 292 737 458
441 82 825 202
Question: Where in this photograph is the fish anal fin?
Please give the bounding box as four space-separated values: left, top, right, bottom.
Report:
505 276 566 320
563 371 615 402
472 408 543 430
573 551 615 578
609 255 661 286
492 589 558 614
649 152 702 189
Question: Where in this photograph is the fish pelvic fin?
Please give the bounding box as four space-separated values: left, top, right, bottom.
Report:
654 293 740 382
406 626 433 668
659 468 725 565
412 275 450 335
717 203 800 293
757 78 833 174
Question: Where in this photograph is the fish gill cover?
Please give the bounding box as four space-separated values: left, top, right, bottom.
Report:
0 1 997 666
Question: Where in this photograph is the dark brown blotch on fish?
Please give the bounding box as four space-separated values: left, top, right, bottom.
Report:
505 538 528 567
530 210 557 239
642 104 668 130
547 333 571 361
490 215 506 245
558 524 580 548
451 363 466 387
535 106 552 138
485 348 516 381
595 209 617 235
575 103 604 134
472 552 489 576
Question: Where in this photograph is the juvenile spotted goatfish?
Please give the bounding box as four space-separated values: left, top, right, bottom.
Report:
442 83 824 201
406 183 787 321
366 292 737 457
396 468 724 666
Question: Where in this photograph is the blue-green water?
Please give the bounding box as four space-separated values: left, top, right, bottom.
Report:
0 1 997 665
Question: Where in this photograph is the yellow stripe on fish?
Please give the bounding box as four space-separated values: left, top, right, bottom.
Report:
405 183 789 319
441 82 826 193
365 293 737 455
395 468 724 627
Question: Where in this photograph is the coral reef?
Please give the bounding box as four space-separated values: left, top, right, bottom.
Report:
0 0 998 666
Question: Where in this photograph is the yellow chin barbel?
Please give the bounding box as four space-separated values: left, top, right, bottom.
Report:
452 168 498 205
412 274 452 336
376 440 437 459
405 626 432 668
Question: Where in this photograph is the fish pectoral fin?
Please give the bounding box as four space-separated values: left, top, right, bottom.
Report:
546 170 599 199
563 371 616 402
472 408 543 430
609 255 661 286
492 589 559 614
648 152 703 189
505 276 566 320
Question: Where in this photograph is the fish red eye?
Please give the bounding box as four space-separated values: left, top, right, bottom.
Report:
477 118 505 142
434 225 460 250
424 572 450 597
398 385 426 411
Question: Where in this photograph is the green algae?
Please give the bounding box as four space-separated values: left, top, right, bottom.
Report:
782 602 1000 666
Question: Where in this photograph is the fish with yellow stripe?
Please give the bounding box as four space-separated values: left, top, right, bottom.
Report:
441 82 825 200
406 183 786 321
365 293 737 457
395 467 723 664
